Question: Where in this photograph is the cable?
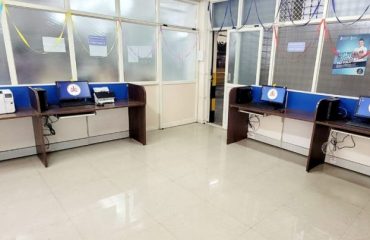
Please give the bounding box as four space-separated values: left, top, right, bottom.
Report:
228 0 236 29
252 0 273 31
44 135 50 150
43 116 58 136
251 0 285 31
216 0 230 33
286 0 322 27
331 0 370 25
238 0 253 30
43 116 58 150
248 114 261 132
336 133 356 150
322 131 356 155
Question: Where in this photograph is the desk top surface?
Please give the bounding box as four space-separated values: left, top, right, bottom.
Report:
316 120 370 136
230 103 315 122
42 100 145 116
0 108 38 120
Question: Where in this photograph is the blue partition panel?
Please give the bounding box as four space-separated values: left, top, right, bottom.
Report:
251 86 359 118
0 86 32 108
0 83 128 109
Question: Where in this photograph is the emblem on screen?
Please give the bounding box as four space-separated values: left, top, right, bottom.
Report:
67 84 82 96
267 89 278 100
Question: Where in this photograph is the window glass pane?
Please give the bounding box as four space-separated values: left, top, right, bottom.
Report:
279 0 323 22
70 0 116 16
260 30 273 85
122 23 156 82
328 0 370 18
162 30 197 81
15 0 65 8
0 23 11 85
227 31 261 85
317 22 370 97
72 16 118 82
121 0 156 21
8 7 71 84
160 0 198 28
212 0 238 29
273 25 318 91
242 0 276 26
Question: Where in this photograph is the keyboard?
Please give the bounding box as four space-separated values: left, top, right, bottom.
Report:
346 119 370 129
248 103 282 111
59 101 95 108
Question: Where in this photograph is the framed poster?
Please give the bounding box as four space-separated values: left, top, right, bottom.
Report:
332 34 370 76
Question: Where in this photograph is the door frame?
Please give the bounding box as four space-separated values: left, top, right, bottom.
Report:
222 27 264 129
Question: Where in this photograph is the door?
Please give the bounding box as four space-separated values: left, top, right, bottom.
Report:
222 28 264 129
160 28 198 128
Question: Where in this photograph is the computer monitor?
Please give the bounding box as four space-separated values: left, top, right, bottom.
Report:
355 96 370 119
260 85 287 105
56 81 92 101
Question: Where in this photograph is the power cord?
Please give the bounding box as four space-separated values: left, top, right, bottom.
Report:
248 114 261 132
43 116 58 150
44 116 57 136
322 131 356 155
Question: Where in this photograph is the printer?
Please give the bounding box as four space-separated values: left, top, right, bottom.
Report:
0 89 16 114
93 87 115 105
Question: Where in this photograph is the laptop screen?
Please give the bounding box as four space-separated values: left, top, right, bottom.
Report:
56 81 91 101
355 96 370 119
261 86 287 105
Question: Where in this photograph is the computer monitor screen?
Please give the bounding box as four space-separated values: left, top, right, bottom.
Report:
355 96 370 119
56 81 92 101
260 86 287 104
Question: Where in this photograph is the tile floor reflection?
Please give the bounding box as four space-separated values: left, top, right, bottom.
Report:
0 123 369 240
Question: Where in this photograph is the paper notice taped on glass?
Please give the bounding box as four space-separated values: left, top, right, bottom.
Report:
42 37 66 53
89 35 108 57
287 42 306 53
128 46 153 63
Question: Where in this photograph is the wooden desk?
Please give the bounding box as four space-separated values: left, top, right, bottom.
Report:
42 100 145 116
227 88 315 144
0 108 38 120
27 83 146 167
228 87 369 173
307 99 370 172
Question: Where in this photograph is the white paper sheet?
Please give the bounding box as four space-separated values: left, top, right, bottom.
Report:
89 45 108 57
88 35 108 57
42 37 66 53
127 46 153 63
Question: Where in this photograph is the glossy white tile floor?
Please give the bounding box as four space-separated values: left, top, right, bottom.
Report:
1 123 370 240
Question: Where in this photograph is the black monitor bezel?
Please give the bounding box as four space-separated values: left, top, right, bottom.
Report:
260 85 288 105
354 96 370 119
56 80 92 101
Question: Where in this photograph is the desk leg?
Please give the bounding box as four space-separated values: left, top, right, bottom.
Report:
32 116 48 167
306 124 330 172
129 106 146 145
227 107 248 144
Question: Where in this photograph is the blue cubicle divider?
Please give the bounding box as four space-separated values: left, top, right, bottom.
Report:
251 86 358 118
0 83 128 109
